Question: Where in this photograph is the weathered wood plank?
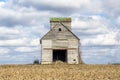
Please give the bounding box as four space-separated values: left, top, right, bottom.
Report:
41 18 82 64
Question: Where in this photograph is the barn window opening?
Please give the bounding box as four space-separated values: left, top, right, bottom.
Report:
53 50 67 62
59 28 61 31
73 59 76 61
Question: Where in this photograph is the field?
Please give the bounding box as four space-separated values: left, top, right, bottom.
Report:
0 63 120 80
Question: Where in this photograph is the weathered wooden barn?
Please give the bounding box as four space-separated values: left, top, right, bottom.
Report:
40 18 82 64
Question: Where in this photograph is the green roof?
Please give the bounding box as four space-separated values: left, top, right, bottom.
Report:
50 17 71 22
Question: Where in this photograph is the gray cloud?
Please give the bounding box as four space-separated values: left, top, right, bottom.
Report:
101 0 120 18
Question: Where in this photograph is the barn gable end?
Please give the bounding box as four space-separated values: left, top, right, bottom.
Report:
40 17 82 64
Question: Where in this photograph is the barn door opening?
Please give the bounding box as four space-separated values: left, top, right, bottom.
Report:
53 50 67 62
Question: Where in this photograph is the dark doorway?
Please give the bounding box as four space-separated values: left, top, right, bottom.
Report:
53 50 67 62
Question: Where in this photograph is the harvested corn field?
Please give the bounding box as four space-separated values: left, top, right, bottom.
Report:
0 64 120 80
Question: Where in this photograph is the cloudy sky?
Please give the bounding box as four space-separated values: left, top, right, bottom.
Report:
0 0 120 64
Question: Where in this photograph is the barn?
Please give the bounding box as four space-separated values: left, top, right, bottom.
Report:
40 17 82 64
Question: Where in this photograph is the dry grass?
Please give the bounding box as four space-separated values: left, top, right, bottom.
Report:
0 64 120 80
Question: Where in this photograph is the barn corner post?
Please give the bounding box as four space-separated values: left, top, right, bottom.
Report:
40 39 42 64
40 17 83 64
78 39 83 64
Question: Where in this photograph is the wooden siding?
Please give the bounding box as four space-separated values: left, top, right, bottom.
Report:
41 18 82 64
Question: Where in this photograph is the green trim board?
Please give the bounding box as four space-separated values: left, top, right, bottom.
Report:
50 17 71 22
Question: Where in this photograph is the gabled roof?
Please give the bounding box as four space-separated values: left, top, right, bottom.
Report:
60 22 80 40
40 22 80 44
40 30 51 44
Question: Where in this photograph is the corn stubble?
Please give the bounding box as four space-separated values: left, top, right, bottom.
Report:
0 64 120 80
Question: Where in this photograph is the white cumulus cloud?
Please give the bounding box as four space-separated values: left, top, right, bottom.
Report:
0 48 10 55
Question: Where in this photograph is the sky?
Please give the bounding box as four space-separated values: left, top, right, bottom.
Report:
0 0 120 64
